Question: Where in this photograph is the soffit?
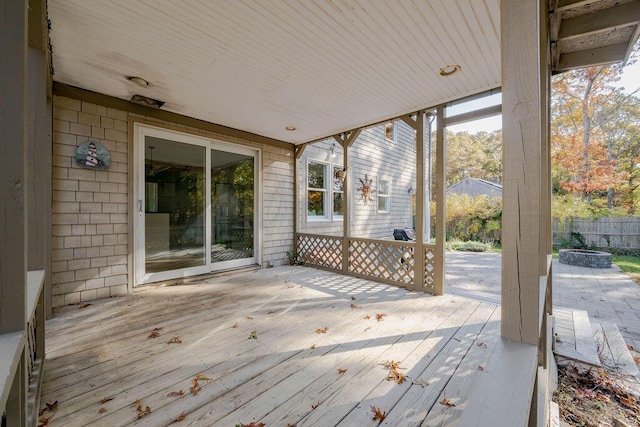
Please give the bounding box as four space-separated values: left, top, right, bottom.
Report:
550 0 640 73
48 0 501 144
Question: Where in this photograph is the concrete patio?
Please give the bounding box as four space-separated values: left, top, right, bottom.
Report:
446 251 640 351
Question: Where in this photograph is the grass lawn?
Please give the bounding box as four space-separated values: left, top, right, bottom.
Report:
613 254 640 285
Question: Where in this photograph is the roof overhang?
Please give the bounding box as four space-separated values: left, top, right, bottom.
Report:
47 1 640 144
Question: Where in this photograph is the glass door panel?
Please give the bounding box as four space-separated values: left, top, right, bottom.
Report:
211 149 255 267
144 136 206 274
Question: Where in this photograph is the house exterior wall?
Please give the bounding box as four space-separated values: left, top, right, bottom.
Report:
296 121 416 240
51 95 294 307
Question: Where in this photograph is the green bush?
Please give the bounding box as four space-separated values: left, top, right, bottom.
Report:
445 193 502 243
449 240 493 252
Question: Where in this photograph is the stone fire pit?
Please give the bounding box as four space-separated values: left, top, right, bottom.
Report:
559 249 612 268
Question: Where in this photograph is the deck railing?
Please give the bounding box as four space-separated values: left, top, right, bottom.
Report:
1 270 46 426
297 233 437 294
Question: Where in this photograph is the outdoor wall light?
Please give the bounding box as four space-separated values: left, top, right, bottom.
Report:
285 126 297 131
127 76 150 87
130 94 165 109
439 64 461 76
328 143 337 159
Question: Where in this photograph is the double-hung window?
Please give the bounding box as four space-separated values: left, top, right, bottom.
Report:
332 166 344 219
377 178 390 213
307 160 328 220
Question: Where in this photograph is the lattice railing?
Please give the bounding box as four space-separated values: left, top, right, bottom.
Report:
297 234 343 270
423 245 436 292
348 238 415 285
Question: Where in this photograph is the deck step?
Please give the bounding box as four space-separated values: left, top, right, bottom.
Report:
549 401 560 427
592 321 640 377
554 307 600 366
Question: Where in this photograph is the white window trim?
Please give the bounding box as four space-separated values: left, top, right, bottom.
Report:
332 165 344 221
306 159 330 222
377 178 391 214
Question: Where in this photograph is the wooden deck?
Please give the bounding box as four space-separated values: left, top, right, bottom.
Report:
41 266 501 426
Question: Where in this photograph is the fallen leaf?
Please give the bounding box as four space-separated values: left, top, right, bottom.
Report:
100 396 114 404
375 313 387 322
363 315 371 320
153 327 163 331
351 296 356 300
310 344 316 349
236 423 266 427
350 303 360 309
477 366 484 371
196 374 212 381
175 411 187 422
244 315 254 320
231 322 239 328
315 327 328 334
45 401 58 411
79 303 92 309
312 401 320 410
99 407 107 414
38 415 54 427
440 398 456 407
134 399 151 418
628 344 635 351
370 405 387 423
477 342 487 348
634 355 639 364
287 424 297 427
168 336 182 344
167 390 185 397
248 330 258 339
190 378 201 395
621 396 636 407
148 330 160 338
338 368 347 375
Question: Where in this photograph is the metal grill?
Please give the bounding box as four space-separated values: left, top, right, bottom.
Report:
348 238 414 285
297 234 343 270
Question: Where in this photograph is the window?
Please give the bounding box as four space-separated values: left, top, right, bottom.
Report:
307 161 328 220
385 122 396 142
377 179 390 213
333 166 344 218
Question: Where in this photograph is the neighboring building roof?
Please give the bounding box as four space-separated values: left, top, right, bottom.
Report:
447 178 503 198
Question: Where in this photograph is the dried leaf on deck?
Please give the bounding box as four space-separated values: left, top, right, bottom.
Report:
440 397 456 407
100 396 114 404
350 303 360 309
135 399 151 418
236 423 266 427
351 296 356 300
370 405 387 423
338 368 347 375
315 327 328 334
45 401 58 411
311 401 320 410
634 355 640 364
310 344 316 349
477 342 487 348
196 374 212 381
375 313 387 322
175 411 187 422
244 315 254 320
167 390 184 397
148 330 160 338
232 322 239 328
168 336 182 344
190 378 201 395
38 415 54 427
363 315 371 320
79 303 92 309
477 366 484 371
248 330 258 339
98 407 107 414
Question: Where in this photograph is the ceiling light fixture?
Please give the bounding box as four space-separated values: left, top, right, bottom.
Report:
127 76 150 87
285 126 296 131
328 143 337 159
131 94 165 109
439 64 461 77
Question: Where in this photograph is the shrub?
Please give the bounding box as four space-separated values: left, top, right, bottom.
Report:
445 193 502 243
449 240 493 252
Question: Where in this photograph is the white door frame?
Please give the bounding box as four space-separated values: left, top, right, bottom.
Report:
133 123 261 286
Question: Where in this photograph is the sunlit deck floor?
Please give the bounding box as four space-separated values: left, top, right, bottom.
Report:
41 266 501 426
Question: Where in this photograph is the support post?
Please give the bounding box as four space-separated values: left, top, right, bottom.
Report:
334 130 360 274
434 105 446 295
501 0 543 346
415 112 425 292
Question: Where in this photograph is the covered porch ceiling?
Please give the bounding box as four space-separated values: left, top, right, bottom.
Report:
48 0 640 145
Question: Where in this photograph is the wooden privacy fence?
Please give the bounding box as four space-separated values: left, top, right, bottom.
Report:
553 217 640 250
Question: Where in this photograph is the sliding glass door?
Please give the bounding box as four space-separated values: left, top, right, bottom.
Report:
135 124 259 285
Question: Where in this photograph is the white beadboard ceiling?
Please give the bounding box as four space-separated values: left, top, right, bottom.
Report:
48 0 639 144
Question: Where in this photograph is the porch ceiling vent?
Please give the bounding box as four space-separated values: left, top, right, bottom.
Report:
130 94 165 109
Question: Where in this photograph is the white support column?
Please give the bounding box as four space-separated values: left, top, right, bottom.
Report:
501 0 544 346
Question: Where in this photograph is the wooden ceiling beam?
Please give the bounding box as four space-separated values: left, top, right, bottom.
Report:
556 42 628 72
558 2 640 40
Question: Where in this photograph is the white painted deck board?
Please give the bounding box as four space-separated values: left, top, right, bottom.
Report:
41 267 503 426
